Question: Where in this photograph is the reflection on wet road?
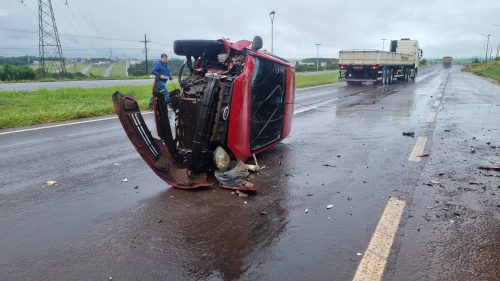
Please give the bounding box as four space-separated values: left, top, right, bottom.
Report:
1 65 499 280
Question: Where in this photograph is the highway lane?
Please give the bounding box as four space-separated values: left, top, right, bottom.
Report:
1 65 498 281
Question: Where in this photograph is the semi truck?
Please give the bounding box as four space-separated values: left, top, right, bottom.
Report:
442 56 452 68
338 38 423 85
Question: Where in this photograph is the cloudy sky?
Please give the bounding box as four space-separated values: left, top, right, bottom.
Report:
1 0 499 59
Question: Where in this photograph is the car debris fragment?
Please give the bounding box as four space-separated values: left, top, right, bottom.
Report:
478 166 500 171
402 131 415 137
45 180 58 187
326 204 334 209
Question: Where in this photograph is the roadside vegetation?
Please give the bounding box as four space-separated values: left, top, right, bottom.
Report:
0 72 339 129
465 59 500 82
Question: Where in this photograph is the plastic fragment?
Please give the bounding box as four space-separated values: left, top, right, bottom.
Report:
45 180 58 187
326 204 334 209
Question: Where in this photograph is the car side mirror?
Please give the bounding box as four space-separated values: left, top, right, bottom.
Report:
252 36 263 51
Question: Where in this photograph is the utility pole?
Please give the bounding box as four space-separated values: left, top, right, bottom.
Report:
381 38 387 51
140 34 150 75
315 43 321 71
38 0 66 77
485 34 490 62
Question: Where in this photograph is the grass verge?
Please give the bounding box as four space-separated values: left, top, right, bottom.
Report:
465 60 500 82
0 72 339 129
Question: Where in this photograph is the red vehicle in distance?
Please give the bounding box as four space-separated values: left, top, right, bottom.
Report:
112 36 295 189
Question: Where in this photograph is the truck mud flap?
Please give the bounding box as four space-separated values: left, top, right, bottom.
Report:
112 92 212 189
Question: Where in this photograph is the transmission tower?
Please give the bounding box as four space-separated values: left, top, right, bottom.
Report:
38 0 66 77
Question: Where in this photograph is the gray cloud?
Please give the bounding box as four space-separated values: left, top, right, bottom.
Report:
1 0 499 59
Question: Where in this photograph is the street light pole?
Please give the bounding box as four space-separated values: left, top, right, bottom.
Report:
315 43 321 71
381 38 387 51
269 11 275 53
485 34 490 62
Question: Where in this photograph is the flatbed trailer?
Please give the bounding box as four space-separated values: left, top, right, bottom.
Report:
338 39 422 85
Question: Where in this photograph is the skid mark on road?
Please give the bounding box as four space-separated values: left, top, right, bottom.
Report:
352 197 406 281
408 136 427 162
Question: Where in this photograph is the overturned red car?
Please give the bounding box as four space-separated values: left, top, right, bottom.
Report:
112 37 295 189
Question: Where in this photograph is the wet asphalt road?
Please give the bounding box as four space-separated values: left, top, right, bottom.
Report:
0 66 499 280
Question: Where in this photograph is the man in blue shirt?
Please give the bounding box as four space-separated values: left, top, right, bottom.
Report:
150 53 173 108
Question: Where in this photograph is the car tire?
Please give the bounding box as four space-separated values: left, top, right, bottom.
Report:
174 40 226 57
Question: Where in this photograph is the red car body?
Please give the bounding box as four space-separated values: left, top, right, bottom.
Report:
112 37 295 189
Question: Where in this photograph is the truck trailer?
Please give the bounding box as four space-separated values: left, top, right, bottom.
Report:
338 39 423 85
442 56 452 68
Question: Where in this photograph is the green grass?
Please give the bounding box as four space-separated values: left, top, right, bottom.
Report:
466 60 500 82
295 72 339 88
0 72 340 129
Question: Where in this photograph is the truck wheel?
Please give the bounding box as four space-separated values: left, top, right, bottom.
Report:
388 68 393 84
383 67 388 85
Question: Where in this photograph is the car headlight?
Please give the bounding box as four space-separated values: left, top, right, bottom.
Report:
213 146 231 170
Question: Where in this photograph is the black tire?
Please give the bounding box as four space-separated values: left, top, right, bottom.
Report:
383 67 388 85
388 68 393 84
173 40 226 57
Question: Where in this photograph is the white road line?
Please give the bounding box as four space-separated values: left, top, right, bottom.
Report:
352 197 406 281
408 136 427 162
426 112 436 123
433 100 441 107
294 98 339 114
0 112 153 136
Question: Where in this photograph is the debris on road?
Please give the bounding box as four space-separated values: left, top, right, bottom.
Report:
113 162 121 166
444 129 451 132
418 153 430 158
122 178 128 182
468 181 480 185
235 190 249 198
478 166 500 172
157 219 164 223
402 131 415 137
260 211 268 215
322 164 336 167
133 186 139 189
470 147 476 153
326 204 334 209
305 209 309 213
356 252 362 256
214 160 258 190
45 180 58 187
